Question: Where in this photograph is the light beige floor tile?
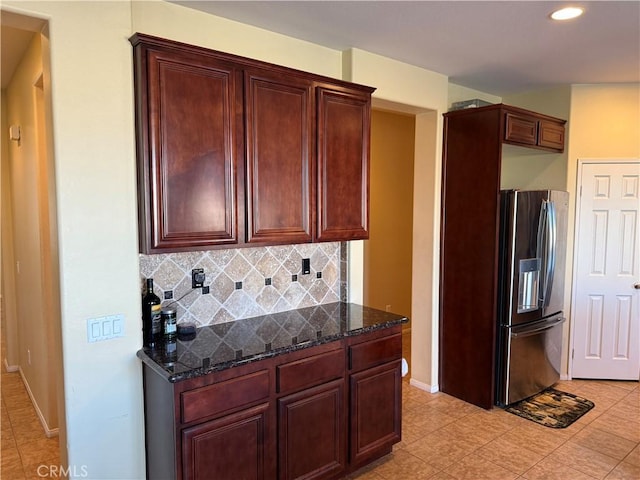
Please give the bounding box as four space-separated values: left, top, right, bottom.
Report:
442 452 518 480
405 430 481 470
624 444 640 467
426 472 457 480
548 441 619 479
475 435 546 475
1 446 25 479
18 437 60 467
437 415 510 446
604 461 640 480
522 455 598 480
369 448 440 480
12 419 50 445
590 412 640 443
7 405 39 425
403 407 458 433
572 425 637 460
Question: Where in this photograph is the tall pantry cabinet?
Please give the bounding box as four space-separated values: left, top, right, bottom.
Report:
439 104 566 409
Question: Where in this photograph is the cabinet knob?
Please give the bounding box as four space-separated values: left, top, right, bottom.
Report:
635 283 640 290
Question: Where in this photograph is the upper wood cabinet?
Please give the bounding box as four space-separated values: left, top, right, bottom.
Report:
132 40 244 253
245 69 314 244
317 87 371 242
131 34 374 253
503 107 566 152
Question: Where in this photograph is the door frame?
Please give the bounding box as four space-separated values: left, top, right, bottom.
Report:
568 157 640 379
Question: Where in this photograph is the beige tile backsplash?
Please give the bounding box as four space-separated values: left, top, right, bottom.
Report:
139 243 343 327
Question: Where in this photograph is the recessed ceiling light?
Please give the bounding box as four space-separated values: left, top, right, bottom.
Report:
550 7 584 21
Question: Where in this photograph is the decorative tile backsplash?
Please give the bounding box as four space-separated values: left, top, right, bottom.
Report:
139 243 343 327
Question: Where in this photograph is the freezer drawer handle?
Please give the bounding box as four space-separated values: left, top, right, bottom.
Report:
511 317 565 338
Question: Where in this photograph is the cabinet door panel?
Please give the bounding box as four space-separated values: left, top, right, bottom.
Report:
317 88 370 241
504 113 537 146
278 379 345 480
538 120 565 151
245 71 314 243
145 49 241 251
350 361 401 466
182 403 271 480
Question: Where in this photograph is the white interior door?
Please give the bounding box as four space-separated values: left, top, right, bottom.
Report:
572 160 640 379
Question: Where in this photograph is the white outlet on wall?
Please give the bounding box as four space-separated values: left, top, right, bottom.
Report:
27 349 31 365
385 305 392 312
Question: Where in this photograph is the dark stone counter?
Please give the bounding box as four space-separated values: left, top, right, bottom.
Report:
137 302 408 383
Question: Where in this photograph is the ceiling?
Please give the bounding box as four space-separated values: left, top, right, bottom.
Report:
2 2 638 95
173 0 640 96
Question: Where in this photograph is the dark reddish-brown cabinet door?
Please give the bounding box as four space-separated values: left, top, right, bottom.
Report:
138 46 242 253
277 379 346 480
504 112 537 146
181 403 271 480
316 87 371 242
349 361 401 466
538 119 566 150
245 69 314 244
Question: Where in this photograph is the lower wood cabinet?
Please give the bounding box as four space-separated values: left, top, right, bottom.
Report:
182 403 271 480
142 327 402 480
278 379 345 480
349 362 401 466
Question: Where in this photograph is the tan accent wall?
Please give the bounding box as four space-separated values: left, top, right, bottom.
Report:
364 110 415 324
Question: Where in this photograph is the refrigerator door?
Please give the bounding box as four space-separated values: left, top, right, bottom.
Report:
499 190 568 327
497 315 565 405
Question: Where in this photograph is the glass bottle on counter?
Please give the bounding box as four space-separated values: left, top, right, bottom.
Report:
142 278 162 347
162 307 177 339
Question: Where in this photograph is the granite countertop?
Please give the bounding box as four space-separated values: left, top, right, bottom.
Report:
137 302 408 383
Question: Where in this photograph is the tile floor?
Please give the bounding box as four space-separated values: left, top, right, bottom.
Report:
1 366 60 479
1 329 638 479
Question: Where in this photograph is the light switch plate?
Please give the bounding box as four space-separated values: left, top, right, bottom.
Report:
87 314 125 343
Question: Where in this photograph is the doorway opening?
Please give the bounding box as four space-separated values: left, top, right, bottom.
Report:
364 108 416 376
1 9 65 475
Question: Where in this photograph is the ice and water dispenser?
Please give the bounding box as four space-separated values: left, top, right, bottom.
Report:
517 258 541 313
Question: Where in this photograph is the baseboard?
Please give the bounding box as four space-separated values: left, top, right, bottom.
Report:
560 374 571 381
4 358 19 373
409 377 439 393
18 368 59 438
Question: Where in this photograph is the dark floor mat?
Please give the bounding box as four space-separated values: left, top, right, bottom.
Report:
505 388 595 428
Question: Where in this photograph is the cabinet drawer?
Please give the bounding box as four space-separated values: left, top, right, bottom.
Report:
504 113 537 145
277 349 344 395
181 369 270 424
349 334 402 372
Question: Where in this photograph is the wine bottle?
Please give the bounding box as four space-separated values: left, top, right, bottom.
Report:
142 278 162 347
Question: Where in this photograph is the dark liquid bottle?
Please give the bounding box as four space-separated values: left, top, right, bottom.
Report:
142 278 162 347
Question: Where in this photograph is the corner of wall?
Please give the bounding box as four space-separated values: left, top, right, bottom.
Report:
341 49 354 83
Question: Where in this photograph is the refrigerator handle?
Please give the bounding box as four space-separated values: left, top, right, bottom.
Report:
544 201 557 307
511 317 565 338
536 200 557 308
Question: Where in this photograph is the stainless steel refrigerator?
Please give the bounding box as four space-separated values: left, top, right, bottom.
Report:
496 190 569 406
